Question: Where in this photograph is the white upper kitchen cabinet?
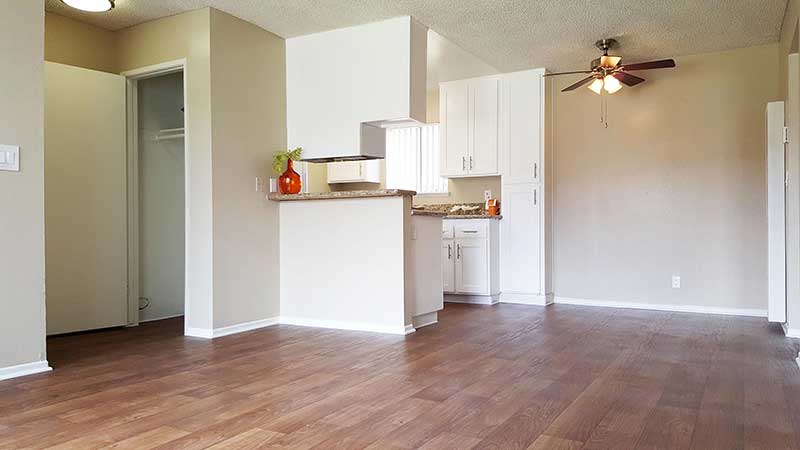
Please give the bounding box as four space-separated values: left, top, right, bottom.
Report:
470 76 500 176
440 76 501 177
327 160 381 184
440 81 470 176
500 69 544 184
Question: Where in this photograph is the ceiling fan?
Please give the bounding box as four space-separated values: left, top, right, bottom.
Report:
544 39 676 94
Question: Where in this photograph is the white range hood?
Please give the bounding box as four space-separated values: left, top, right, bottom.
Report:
286 17 428 162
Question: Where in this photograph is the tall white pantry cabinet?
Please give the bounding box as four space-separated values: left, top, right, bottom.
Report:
439 68 552 305
499 69 553 305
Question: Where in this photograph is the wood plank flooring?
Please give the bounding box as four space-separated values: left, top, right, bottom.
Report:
2 303 800 449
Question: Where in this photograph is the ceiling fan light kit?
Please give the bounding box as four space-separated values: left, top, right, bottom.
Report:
545 38 677 126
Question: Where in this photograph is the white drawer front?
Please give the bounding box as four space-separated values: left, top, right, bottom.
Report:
454 220 488 238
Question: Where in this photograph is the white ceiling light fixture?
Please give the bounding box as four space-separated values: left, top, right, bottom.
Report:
60 0 115 12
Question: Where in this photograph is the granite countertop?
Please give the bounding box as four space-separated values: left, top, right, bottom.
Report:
444 214 502 220
413 203 502 220
410 210 449 217
268 189 416 202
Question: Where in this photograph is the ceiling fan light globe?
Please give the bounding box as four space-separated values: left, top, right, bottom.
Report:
603 75 622 94
60 0 114 12
588 78 604 94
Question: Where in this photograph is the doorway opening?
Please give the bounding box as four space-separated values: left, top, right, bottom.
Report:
124 60 188 329
132 72 186 324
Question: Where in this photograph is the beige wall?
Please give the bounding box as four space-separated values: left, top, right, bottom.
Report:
43 7 287 333
0 0 47 368
552 44 779 310
209 9 285 328
116 9 215 331
45 12 116 73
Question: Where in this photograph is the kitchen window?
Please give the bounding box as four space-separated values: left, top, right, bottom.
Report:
385 124 449 195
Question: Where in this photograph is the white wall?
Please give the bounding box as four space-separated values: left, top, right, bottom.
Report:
279 197 410 334
0 0 47 370
138 73 185 322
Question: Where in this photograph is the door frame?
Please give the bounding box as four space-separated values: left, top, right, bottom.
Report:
121 59 188 327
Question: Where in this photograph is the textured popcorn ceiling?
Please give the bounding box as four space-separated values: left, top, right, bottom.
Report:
45 0 788 72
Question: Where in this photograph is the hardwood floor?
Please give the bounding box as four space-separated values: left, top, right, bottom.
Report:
1 303 799 449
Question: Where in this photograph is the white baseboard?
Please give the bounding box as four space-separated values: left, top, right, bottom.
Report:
185 317 279 339
412 312 438 329
781 323 800 339
212 317 280 338
500 292 554 306
279 316 411 335
554 296 767 318
0 360 52 382
444 293 500 305
184 326 214 339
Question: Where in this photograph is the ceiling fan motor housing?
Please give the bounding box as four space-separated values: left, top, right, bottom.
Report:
592 38 619 69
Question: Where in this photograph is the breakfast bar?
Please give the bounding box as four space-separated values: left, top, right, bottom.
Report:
269 190 445 334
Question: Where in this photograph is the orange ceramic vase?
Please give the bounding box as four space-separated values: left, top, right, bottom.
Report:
279 159 302 194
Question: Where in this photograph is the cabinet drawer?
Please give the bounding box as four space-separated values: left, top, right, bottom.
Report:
454 220 488 238
442 222 454 239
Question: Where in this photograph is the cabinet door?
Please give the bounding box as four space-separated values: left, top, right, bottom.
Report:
327 161 364 183
469 77 500 176
440 81 469 176
456 238 489 294
442 240 455 293
502 71 542 184
500 183 541 294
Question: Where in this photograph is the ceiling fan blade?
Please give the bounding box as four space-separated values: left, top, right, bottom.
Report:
544 70 594 77
613 71 646 87
600 55 622 68
622 59 676 71
562 75 597 92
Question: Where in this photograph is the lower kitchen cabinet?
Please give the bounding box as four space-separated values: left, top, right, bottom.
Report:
442 240 455 293
442 218 500 303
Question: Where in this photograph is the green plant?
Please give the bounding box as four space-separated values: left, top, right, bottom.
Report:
272 147 303 175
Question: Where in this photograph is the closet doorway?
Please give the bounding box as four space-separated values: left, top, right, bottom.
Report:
125 62 187 327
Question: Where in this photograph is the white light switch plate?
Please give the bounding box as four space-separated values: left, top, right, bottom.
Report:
0 145 19 172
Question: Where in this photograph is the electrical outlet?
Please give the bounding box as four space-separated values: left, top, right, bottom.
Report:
671 275 681 289
484 190 492 201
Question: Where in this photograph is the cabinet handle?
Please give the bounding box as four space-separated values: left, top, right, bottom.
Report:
534 163 538 179
359 164 363 177
447 244 452 260
470 156 474 170
462 156 466 171
457 244 461 259
462 230 478 233
533 189 537 206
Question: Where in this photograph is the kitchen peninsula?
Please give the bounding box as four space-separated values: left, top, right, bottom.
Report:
269 190 445 334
